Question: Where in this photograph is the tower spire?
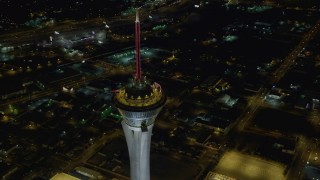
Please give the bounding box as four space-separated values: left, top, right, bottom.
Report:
135 8 141 80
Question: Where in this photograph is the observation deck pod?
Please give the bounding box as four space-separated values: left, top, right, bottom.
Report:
113 77 166 128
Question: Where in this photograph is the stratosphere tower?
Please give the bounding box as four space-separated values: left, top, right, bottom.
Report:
113 9 166 180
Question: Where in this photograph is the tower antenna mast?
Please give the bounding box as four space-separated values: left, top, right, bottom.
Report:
135 9 142 80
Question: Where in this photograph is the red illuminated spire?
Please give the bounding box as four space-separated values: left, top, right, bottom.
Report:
135 9 142 80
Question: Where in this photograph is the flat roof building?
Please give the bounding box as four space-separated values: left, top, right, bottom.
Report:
50 173 80 180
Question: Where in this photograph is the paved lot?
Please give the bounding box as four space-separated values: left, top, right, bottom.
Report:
214 151 285 180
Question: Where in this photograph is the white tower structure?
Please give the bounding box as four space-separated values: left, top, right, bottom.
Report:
113 9 166 180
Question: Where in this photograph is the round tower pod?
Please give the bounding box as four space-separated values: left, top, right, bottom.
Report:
113 77 166 127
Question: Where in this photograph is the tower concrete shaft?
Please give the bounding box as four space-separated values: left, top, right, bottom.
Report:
116 106 163 180
122 122 153 180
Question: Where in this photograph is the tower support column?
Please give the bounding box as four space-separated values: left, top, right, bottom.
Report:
122 121 153 180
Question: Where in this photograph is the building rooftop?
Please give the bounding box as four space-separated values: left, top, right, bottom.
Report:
50 173 80 180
